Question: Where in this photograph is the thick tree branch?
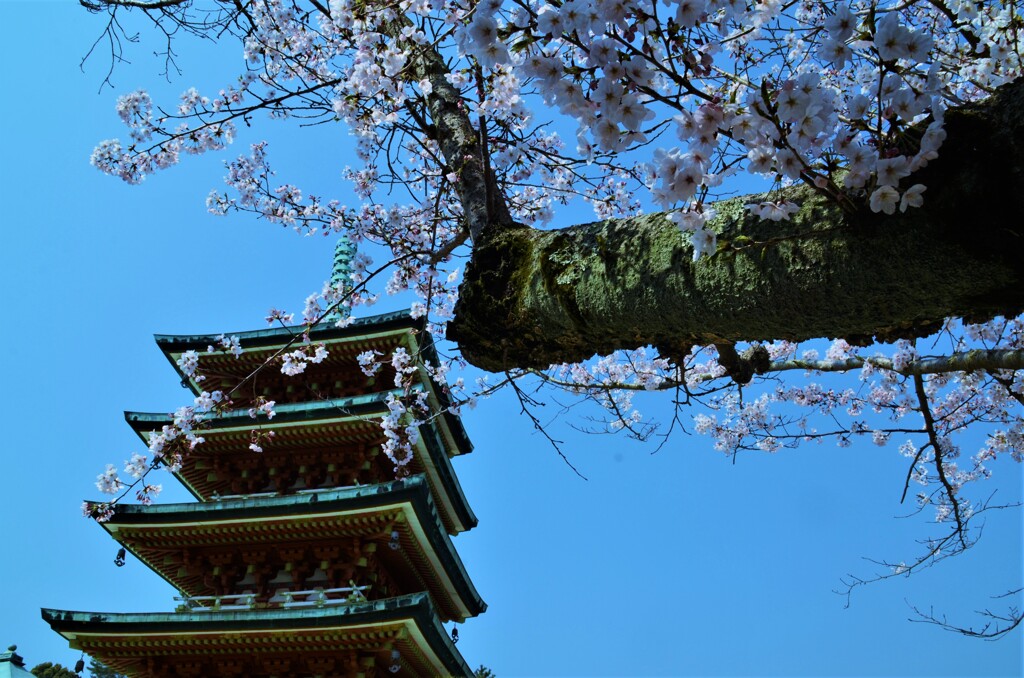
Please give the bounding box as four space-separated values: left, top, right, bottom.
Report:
81 0 188 9
519 349 1024 396
401 37 514 240
450 79 1024 372
769 349 1024 377
714 342 770 384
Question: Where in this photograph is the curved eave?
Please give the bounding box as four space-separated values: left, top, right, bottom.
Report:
415 408 478 533
126 391 398 431
42 592 472 678
154 310 421 353
154 311 473 457
98 475 485 622
124 395 477 533
406 330 474 458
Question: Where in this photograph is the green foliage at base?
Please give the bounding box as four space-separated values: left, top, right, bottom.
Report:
87 659 127 678
29 663 79 678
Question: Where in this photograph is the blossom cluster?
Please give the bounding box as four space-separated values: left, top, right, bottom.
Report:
449 0 1019 258
523 316 1020 542
94 0 1022 267
552 348 671 432
248 396 277 420
208 334 243 358
86 0 1021 588
280 344 329 376
381 392 424 474
88 387 227 519
683 319 1022 525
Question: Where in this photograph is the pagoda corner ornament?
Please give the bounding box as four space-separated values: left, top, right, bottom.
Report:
42 241 486 678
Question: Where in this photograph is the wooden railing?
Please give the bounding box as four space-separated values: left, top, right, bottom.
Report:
175 583 370 612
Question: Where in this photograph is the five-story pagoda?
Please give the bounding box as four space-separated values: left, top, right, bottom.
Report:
42 241 485 677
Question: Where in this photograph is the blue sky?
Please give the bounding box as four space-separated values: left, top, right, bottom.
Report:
0 2 1020 676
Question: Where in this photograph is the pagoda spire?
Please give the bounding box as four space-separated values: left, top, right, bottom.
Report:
326 235 356 324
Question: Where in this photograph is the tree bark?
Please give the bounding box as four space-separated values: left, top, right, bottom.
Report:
403 25 513 238
449 78 1024 372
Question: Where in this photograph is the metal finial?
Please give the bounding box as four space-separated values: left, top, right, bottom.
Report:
326 236 357 324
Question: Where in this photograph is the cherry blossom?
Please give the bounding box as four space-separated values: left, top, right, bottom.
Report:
80 0 1023 636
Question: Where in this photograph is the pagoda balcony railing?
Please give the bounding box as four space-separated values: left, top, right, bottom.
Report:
210 486 361 501
175 593 258 612
175 584 370 612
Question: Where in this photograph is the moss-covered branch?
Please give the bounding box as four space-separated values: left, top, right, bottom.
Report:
449 79 1024 372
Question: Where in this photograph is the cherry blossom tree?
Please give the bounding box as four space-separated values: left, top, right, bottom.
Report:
80 0 1021 638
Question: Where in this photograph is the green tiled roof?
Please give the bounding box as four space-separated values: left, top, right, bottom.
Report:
43 592 472 677
153 310 474 455
101 475 485 620
123 396 478 532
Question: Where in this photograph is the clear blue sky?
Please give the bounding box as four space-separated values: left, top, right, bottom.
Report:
0 2 1020 676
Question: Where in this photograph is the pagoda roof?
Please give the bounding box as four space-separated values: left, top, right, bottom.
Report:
155 309 421 353
41 592 472 677
128 390 406 432
124 394 477 534
99 475 485 622
153 310 472 456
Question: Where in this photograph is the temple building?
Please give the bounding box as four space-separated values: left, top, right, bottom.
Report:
42 242 484 677
0 646 36 678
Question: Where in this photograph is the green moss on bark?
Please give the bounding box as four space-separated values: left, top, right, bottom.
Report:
450 79 1024 372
